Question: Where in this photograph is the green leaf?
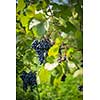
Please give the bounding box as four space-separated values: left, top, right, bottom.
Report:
66 21 76 33
46 56 55 63
20 14 30 27
53 77 61 86
75 30 83 49
73 68 83 78
50 75 56 85
52 4 72 19
55 65 63 78
33 13 46 21
33 57 40 64
51 67 62 86
55 37 63 46
26 4 36 17
29 19 41 29
56 21 76 33
69 57 80 69
42 0 47 8
17 0 26 12
32 22 46 38
66 47 75 57
59 17 67 27
69 17 80 30
38 67 51 83
36 0 47 10
61 61 70 73
48 44 59 57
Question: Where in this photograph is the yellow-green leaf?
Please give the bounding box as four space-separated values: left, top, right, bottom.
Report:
17 0 26 12
54 77 61 86
20 14 30 27
66 48 74 57
48 45 59 57
38 67 51 83
55 37 63 46
26 4 36 17
33 13 46 21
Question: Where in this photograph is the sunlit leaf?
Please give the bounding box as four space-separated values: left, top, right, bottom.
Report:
68 61 76 68
38 67 51 83
44 62 58 71
42 0 47 8
73 68 83 78
32 22 46 37
60 61 69 73
20 14 30 27
26 4 36 17
54 77 61 86
17 0 26 12
55 37 63 45
66 48 74 57
29 19 41 29
33 13 46 21
48 44 59 57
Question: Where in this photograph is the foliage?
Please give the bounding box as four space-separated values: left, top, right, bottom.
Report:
16 0 83 100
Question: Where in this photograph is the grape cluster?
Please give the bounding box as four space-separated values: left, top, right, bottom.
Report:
32 39 51 64
20 71 37 92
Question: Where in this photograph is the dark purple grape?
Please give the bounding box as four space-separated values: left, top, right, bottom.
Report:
32 39 51 64
32 40 38 49
59 46 62 55
61 74 66 81
23 83 28 92
20 71 27 81
78 85 83 91
20 71 37 92
38 54 44 64
81 64 83 67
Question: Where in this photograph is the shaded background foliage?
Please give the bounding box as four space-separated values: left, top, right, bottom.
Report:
16 0 83 100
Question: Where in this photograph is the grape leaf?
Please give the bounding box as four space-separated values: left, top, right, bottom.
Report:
32 22 46 38
48 44 59 57
38 67 51 83
17 0 26 12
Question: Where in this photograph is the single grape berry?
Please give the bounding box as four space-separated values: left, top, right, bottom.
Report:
78 85 83 91
59 46 62 55
81 60 83 63
80 60 83 67
81 64 83 67
61 74 66 81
